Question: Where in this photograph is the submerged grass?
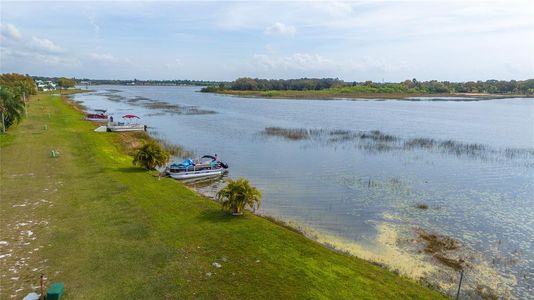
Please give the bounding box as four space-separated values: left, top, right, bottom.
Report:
0 93 446 299
261 127 534 163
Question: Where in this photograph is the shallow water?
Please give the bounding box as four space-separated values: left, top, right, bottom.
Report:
74 86 534 298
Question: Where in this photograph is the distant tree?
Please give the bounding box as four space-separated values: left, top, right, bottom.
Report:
0 73 36 95
132 141 170 170
57 77 76 91
0 87 25 133
519 79 534 94
216 178 262 215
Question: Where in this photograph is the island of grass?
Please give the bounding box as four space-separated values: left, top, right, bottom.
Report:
201 77 534 100
0 92 446 299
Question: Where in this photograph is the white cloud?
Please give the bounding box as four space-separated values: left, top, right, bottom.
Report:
164 58 183 70
88 53 115 62
30 37 64 53
253 53 331 71
265 22 296 36
250 52 413 80
1 23 22 40
88 15 100 38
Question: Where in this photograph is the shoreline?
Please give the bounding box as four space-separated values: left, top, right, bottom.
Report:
186 181 516 299
0 91 447 298
64 94 451 296
68 89 518 299
207 90 533 101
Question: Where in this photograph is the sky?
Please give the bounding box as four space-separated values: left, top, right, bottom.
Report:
0 0 533 81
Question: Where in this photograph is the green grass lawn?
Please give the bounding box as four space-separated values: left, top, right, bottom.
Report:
0 93 447 299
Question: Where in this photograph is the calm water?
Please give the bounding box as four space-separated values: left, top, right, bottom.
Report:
74 86 534 298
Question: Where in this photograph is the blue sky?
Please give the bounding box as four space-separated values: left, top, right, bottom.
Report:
1 1 533 81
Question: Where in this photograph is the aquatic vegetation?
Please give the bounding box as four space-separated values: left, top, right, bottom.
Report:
404 138 435 149
127 96 150 103
261 126 534 163
154 138 193 158
437 139 486 156
415 203 429 210
135 99 216 115
416 228 464 271
96 91 217 115
262 127 316 140
361 130 398 142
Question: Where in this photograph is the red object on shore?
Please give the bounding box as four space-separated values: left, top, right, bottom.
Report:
122 114 140 119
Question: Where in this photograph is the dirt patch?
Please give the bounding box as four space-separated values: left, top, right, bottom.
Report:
416 228 464 271
476 284 499 300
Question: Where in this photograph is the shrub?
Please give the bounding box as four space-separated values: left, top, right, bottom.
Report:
132 141 170 170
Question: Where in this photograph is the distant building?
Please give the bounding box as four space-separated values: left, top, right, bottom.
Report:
35 80 57 91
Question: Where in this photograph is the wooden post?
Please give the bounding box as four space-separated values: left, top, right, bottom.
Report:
23 92 27 117
40 274 45 299
455 270 464 300
1 111 5 134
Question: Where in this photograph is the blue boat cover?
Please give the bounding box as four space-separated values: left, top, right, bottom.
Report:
171 159 194 168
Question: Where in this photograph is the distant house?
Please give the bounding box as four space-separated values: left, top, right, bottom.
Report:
35 80 57 91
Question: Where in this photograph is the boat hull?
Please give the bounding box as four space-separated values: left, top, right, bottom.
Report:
85 117 108 122
106 124 146 132
167 168 224 180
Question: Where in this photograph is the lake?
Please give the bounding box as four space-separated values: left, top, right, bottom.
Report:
73 86 534 299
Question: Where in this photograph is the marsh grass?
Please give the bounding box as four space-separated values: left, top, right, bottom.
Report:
261 127 534 162
262 127 314 140
415 203 429 210
155 138 193 158
134 100 216 115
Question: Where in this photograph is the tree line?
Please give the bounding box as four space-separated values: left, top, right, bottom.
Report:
0 73 36 133
204 77 534 95
70 78 224 86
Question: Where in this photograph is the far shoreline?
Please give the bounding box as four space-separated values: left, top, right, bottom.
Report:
205 89 533 101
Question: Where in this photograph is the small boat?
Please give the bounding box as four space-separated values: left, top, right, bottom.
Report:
166 155 229 180
106 114 146 132
85 109 108 121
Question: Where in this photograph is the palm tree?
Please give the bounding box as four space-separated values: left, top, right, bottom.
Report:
217 178 262 215
132 141 170 170
0 87 25 133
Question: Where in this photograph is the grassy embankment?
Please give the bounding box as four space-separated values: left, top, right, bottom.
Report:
0 92 447 299
212 87 530 100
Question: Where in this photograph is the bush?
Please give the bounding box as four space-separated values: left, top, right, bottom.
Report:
217 178 262 215
132 141 170 170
